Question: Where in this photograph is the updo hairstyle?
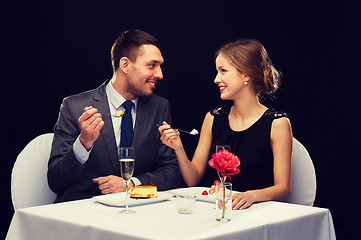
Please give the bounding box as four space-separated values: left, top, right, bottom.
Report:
216 39 281 96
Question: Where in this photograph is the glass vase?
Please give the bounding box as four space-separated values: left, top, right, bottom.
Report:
215 182 232 222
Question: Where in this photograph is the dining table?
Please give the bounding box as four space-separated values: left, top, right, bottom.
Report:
6 187 336 240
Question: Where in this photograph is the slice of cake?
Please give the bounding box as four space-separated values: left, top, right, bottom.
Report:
114 111 124 117
129 186 157 198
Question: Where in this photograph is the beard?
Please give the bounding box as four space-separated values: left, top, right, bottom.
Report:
125 75 153 98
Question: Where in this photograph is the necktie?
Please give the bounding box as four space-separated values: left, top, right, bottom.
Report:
120 101 134 148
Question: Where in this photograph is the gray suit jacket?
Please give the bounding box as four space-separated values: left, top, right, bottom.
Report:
48 81 181 202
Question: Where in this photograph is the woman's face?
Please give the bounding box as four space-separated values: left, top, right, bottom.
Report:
214 53 248 100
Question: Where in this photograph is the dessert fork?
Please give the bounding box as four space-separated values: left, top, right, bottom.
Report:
156 124 199 135
99 111 125 118
99 113 121 118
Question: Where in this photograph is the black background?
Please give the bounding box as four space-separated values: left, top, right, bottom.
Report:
2 1 360 239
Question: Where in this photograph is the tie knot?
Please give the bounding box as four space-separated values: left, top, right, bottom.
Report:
122 101 134 112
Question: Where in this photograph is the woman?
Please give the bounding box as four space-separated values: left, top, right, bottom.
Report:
159 39 292 210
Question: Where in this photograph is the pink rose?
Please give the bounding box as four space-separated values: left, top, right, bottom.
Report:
208 150 240 178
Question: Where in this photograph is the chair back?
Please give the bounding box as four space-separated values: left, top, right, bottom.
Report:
285 138 316 206
11 133 56 210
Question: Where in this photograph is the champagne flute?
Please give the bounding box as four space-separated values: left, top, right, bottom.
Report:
119 147 136 214
216 145 231 153
215 145 231 181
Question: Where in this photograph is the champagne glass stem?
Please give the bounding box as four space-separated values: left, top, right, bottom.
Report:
125 180 129 212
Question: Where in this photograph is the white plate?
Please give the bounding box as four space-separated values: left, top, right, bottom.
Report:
168 187 216 203
93 192 172 207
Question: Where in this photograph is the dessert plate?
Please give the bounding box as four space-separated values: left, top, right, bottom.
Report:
168 187 216 203
93 192 172 207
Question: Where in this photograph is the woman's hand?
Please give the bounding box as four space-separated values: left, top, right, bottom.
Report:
158 121 183 151
232 191 257 210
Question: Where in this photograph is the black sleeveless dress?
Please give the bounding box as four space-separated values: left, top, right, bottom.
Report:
199 107 288 192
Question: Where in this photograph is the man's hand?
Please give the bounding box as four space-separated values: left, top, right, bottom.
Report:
78 106 104 151
93 175 134 194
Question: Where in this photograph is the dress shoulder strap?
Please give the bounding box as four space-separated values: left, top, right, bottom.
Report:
210 106 288 119
209 106 230 117
264 108 289 119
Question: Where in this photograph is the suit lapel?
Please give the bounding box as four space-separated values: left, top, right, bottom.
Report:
132 97 150 160
92 81 120 175
92 82 152 172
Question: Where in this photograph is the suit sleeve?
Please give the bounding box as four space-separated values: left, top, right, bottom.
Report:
135 100 182 190
47 98 85 194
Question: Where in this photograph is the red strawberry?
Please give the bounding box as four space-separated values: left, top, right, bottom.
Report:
213 180 221 185
202 190 208 195
209 185 216 195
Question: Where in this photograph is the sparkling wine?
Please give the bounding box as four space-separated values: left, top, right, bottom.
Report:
120 159 135 181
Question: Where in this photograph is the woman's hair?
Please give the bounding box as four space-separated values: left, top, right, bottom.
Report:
216 39 281 96
111 29 160 71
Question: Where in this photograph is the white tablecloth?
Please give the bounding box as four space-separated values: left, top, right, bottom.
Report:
6 192 336 240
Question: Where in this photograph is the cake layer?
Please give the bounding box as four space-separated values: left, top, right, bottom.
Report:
129 186 157 198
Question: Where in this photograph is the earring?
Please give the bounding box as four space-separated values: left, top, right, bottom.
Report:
244 81 248 86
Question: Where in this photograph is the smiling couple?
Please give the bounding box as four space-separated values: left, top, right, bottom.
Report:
48 29 292 210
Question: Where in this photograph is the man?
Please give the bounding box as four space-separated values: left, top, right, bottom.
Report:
48 29 182 203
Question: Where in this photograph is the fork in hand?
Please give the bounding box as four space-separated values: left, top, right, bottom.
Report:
155 124 199 135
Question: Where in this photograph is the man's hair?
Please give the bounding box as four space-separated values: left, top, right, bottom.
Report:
111 29 160 71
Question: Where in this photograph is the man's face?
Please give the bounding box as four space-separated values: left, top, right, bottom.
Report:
125 44 164 98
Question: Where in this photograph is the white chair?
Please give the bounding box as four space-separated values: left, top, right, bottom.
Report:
285 138 316 206
11 133 57 210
